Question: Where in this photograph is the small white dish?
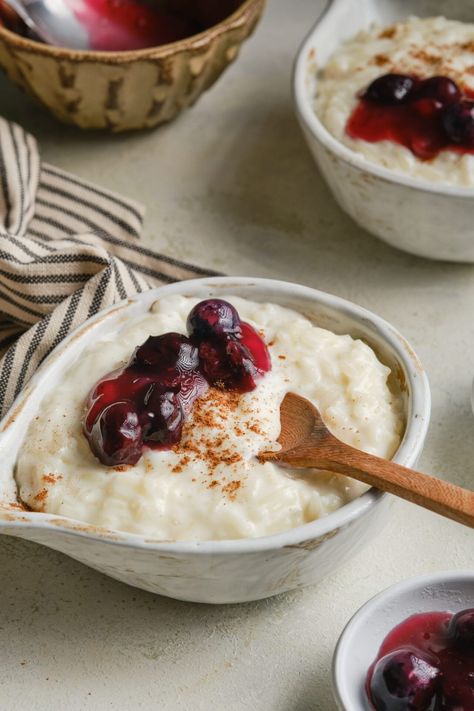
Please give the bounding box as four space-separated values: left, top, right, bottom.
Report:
293 0 474 262
0 277 430 604
332 570 474 711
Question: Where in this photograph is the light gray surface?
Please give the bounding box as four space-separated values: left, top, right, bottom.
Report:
1 1 473 709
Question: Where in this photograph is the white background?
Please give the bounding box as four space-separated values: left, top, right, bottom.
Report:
1 1 473 709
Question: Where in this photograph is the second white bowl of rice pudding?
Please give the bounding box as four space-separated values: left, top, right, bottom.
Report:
294 0 474 261
0 278 430 603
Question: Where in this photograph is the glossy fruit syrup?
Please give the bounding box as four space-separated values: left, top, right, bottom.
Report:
367 608 474 710
347 73 474 160
67 0 197 51
84 299 271 467
0 0 198 51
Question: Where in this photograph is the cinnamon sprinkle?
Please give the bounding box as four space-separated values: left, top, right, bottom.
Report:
34 488 48 501
7 501 30 512
222 480 242 501
42 473 60 484
33 488 48 510
373 53 389 66
169 387 263 499
379 26 396 39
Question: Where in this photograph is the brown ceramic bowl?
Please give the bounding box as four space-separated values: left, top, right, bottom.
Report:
0 0 265 131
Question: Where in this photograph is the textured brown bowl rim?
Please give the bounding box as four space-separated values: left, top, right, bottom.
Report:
0 0 264 62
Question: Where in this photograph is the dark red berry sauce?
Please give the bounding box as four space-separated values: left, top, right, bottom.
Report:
67 0 197 52
347 73 474 161
367 608 474 710
0 0 242 51
83 299 271 467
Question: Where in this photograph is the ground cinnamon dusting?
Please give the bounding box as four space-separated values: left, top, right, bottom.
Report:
7 501 30 511
373 53 389 66
33 488 48 510
409 48 442 66
34 488 48 501
222 480 242 501
171 455 190 474
170 387 263 499
379 26 396 39
42 473 59 484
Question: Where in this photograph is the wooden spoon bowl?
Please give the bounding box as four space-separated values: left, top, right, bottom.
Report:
259 392 474 529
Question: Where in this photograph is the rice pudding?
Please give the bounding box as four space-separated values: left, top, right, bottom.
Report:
316 16 474 186
15 295 404 541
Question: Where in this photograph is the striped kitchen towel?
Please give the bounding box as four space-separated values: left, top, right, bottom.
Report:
0 117 214 418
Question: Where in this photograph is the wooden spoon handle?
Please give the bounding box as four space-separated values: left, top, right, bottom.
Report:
317 442 474 528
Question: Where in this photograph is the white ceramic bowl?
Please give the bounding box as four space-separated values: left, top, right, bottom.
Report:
293 0 474 262
333 570 474 711
0 277 430 604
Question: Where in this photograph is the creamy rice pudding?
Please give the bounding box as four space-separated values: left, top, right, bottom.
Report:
15 295 404 541
316 16 474 186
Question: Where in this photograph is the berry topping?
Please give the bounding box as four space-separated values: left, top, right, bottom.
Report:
367 609 474 711
448 609 474 654
363 73 417 104
412 98 443 119
134 333 198 373
88 401 143 467
240 322 272 373
415 76 461 106
438 646 474 710
369 650 440 711
84 299 271 466
349 72 474 160
187 299 241 338
198 338 257 392
141 387 183 446
442 100 474 146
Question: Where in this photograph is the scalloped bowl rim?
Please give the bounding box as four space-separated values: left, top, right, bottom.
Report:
292 0 474 199
0 276 430 555
0 0 262 61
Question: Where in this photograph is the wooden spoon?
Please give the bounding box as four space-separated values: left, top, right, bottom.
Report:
259 392 474 529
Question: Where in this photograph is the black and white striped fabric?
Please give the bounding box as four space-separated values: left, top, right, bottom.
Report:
0 118 213 418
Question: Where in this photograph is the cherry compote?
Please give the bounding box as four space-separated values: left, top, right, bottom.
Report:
0 0 198 51
84 299 271 466
347 72 474 160
67 0 197 52
367 608 474 710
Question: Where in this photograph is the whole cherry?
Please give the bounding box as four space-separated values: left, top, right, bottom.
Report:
442 100 474 146
370 649 441 711
133 332 198 373
198 337 257 392
363 73 417 104
448 609 474 655
187 299 241 339
415 76 461 106
142 386 183 446
88 401 143 466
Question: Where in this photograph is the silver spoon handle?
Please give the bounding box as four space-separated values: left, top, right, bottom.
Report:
2 0 90 49
2 0 36 29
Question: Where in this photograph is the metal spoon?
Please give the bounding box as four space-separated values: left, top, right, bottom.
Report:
259 392 474 528
2 0 90 49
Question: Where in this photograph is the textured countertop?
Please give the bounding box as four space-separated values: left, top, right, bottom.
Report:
1 1 474 709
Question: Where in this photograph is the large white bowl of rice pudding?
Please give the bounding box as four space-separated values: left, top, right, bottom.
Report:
294 0 474 261
0 278 430 603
